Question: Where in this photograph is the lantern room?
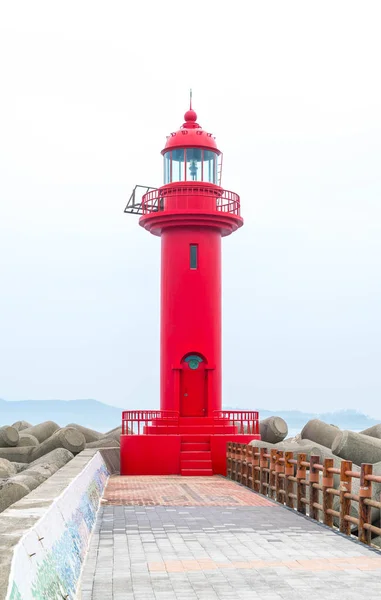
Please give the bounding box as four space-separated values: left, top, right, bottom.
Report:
162 107 222 185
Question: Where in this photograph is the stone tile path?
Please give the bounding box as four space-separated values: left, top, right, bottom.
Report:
80 476 381 600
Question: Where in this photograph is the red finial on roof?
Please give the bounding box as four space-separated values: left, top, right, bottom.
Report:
184 91 198 126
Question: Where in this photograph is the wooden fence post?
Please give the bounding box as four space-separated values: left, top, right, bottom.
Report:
246 445 253 489
322 457 334 527
227 442 232 479
260 448 268 496
297 453 307 515
231 443 236 481
339 460 352 536
276 450 284 503
309 455 320 521
240 444 247 486
358 463 372 546
285 451 294 509
270 449 277 500
253 447 260 492
236 444 242 483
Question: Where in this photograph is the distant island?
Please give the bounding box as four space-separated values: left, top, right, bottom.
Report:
0 398 379 433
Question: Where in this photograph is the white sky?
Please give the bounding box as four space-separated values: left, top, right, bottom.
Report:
0 1 380 416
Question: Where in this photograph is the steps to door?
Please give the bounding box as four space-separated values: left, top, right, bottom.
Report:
180 436 213 476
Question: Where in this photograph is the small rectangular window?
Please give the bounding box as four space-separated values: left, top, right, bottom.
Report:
190 244 198 269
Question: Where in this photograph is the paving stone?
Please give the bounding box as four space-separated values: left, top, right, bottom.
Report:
80 475 381 598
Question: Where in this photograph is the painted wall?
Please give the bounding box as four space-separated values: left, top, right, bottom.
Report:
6 452 109 600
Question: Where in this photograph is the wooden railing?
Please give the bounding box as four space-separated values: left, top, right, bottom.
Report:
227 442 381 546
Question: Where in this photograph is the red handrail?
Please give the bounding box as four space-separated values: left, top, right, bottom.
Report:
121 410 179 435
141 185 240 216
213 410 260 435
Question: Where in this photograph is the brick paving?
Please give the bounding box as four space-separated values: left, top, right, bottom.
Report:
80 475 381 599
102 475 275 507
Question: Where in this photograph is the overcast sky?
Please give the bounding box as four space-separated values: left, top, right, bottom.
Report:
0 1 380 417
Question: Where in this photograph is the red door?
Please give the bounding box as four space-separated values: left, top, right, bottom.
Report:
180 355 207 417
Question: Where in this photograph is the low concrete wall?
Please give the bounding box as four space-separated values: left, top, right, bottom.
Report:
0 448 119 600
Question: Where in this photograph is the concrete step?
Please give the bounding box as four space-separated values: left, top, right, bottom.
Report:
146 425 238 434
179 426 236 434
181 435 210 443
181 468 213 476
181 443 210 451
180 450 211 460
181 460 213 470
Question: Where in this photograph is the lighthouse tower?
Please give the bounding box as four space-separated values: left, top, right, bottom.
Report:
121 100 260 476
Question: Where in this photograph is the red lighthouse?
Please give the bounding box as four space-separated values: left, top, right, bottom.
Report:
121 99 260 476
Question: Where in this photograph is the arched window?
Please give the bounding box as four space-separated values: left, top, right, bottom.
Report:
184 355 204 370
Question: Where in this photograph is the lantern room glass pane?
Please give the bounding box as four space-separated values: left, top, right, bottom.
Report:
202 150 218 183
171 148 186 182
164 152 171 184
164 148 219 184
186 148 203 181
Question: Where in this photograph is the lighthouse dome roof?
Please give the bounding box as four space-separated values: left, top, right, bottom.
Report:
162 108 220 155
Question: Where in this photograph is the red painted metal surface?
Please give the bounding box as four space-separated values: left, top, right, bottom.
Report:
162 108 220 153
121 102 260 476
120 435 181 476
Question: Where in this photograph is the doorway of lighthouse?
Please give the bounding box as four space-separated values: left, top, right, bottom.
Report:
180 355 207 417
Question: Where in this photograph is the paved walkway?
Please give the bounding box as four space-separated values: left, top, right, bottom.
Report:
80 476 381 600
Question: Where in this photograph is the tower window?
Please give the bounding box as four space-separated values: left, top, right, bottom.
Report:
190 244 198 269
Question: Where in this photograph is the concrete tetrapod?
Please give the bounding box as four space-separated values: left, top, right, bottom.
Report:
249 440 276 449
360 424 381 440
86 436 120 449
259 417 288 444
332 430 381 465
11 421 32 431
300 419 340 449
0 459 17 478
10 462 27 473
0 427 19 448
23 421 60 443
30 427 85 460
105 425 122 437
28 448 74 470
0 447 34 463
66 423 102 443
0 481 30 512
0 451 74 513
17 433 39 447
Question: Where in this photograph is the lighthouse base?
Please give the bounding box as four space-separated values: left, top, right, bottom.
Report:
120 411 261 476
120 434 260 476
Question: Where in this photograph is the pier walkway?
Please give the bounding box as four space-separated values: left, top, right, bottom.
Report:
80 476 381 600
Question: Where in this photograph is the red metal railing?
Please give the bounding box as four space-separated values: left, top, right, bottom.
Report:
213 411 260 435
141 186 240 216
121 410 179 435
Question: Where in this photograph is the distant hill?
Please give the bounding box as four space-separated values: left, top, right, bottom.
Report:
0 399 378 434
225 407 379 432
0 398 121 432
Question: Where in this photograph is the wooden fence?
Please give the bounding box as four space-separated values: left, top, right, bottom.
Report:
227 442 381 546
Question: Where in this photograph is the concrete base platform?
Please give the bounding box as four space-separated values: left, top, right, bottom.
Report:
120 434 259 476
